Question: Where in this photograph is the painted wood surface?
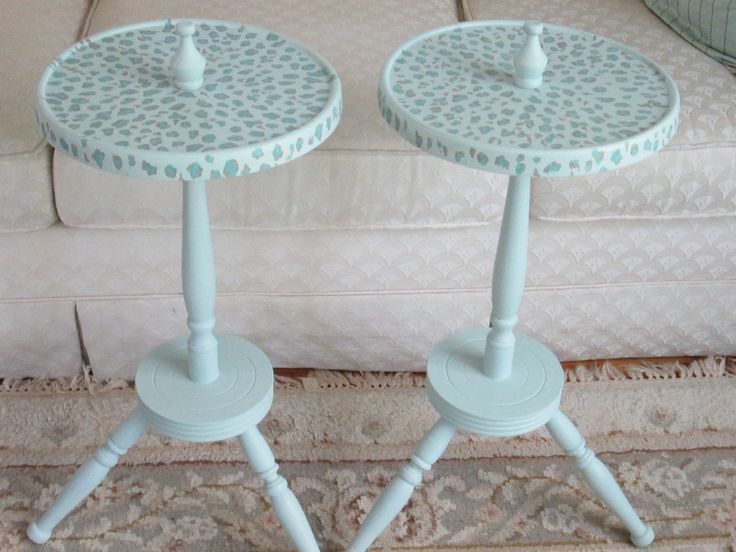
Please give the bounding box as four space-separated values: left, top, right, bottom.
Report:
28 19 338 550
182 178 219 384
349 18 677 551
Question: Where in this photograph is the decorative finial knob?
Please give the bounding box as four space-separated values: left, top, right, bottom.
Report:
513 21 548 89
170 21 206 91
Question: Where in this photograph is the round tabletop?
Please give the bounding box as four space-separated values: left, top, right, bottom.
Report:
378 21 679 178
36 19 342 181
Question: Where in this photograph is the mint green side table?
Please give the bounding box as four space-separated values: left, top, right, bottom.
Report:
348 21 679 551
28 20 341 551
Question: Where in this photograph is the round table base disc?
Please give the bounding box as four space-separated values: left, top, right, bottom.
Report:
427 328 564 437
135 335 274 442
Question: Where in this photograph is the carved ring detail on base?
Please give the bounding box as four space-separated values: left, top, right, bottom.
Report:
135 334 274 442
427 327 564 436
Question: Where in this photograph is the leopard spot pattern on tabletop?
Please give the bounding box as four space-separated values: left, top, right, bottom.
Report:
36 19 342 180
379 21 679 177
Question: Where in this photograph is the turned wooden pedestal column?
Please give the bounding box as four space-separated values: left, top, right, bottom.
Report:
348 20 680 551
29 19 342 551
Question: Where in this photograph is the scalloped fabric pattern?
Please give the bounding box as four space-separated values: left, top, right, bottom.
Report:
0 301 80 378
466 0 736 219
78 281 736 377
54 150 509 229
0 0 89 231
1 218 735 300
2 215 735 376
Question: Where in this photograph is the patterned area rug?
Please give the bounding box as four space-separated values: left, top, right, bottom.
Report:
2 449 735 551
1 359 735 550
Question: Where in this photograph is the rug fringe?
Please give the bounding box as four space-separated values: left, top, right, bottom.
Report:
0 356 733 394
564 356 733 382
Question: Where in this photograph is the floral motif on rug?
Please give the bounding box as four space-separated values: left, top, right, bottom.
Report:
2 448 734 551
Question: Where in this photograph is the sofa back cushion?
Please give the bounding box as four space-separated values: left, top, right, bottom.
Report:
0 0 91 230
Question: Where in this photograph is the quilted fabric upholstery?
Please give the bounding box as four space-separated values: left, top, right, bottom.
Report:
1 219 734 301
55 151 508 229
0 0 89 231
81 282 736 378
0 300 80 377
466 0 736 219
2 213 734 375
645 0 736 66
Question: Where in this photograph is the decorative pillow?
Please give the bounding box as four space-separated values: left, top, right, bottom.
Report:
645 0 736 67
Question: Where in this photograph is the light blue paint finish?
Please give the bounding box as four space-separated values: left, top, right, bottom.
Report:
349 20 677 551
170 21 206 91
427 327 564 436
483 175 530 380
346 420 456 552
27 408 149 544
513 22 548 89
27 185 320 549
29 19 336 550
238 428 320 552
134 335 274 442
181 179 219 383
546 410 655 547
378 20 680 177
35 19 342 181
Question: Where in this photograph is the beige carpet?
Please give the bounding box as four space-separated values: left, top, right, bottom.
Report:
3 448 736 551
1 358 735 550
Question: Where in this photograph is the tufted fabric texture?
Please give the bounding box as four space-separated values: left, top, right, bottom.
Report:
466 0 736 219
55 151 508 229
0 0 90 231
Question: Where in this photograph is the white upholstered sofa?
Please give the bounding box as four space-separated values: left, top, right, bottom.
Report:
1 0 734 379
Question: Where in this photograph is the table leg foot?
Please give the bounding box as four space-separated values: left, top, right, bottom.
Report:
27 407 148 544
238 427 319 552
546 409 654 548
26 522 51 545
347 419 456 552
630 524 655 548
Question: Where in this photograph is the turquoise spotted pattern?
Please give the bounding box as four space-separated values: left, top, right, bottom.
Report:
36 19 342 180
379 21 679 178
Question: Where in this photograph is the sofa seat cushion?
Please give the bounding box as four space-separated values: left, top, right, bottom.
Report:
3 219 734 301
3 213 734 374
53 0 482 229
0 300 81 377
466 0 736 220
0 0 90 231
78 280 736 378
